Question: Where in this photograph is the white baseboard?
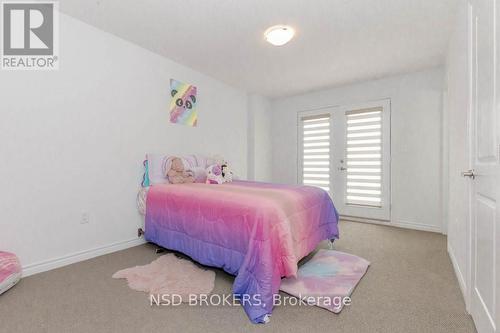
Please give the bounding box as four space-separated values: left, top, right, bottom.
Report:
22 237 146 277
341 215 442 233
21 216 441 277
447 243 468 304
390 220 442 233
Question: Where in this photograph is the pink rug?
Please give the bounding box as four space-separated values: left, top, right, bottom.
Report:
112 254 215 300
280 249 370 313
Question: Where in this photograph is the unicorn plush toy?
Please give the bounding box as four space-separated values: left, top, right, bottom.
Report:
206 164 225 184
221 163 233 183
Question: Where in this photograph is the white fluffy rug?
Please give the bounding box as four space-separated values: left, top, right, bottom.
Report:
112 254 215 300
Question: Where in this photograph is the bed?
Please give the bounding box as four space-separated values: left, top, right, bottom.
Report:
144 180 339 323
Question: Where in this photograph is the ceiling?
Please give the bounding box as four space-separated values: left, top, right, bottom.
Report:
60 0 458 98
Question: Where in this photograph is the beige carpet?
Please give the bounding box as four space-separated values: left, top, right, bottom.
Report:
0 221 476 333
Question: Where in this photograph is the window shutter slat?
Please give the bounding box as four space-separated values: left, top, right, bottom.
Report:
301 114 331 192
345 108 383 207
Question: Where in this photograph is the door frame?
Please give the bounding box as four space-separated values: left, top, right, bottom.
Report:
335 99 391 221
296 98 392 222
465 0 474 313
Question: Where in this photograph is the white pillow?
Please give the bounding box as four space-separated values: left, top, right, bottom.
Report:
146 153 169 185
192 166 207 183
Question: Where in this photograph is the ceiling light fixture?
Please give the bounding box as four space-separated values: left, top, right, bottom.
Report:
264 25 295 46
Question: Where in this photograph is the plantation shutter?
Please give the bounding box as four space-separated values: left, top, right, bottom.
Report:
300 114 330 192
345 107 383 207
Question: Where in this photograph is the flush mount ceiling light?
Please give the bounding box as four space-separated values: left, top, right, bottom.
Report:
264 25 295 46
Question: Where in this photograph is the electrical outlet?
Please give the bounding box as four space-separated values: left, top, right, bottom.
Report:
81 212 90 224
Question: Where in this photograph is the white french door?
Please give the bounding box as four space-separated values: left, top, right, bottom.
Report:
466 1 499 332
298 99 391 221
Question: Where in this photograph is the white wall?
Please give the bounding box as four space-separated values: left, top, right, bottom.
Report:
271 68 445 232
0 14 248 274
444 0 469 299
247 94 272 182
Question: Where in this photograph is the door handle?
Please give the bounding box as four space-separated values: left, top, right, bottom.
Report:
462 169 476 179
339 167 347 171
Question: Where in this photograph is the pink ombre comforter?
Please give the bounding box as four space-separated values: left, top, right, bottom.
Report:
145 180 339 323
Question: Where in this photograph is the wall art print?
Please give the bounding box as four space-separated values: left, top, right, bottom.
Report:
169 79 198 127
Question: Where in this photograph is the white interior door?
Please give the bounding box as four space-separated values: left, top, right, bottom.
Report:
298 99 391 221
468 1 500 332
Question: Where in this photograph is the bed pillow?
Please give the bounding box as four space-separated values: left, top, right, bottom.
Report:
192 166 207 183
143 154 221 185
146 154 169 185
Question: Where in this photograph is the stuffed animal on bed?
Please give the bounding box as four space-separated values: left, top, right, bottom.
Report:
221 163 233 183
165 157 195 184
206 164 224 184
206 155 232 179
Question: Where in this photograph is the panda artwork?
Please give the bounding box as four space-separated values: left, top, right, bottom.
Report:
169 79 198 127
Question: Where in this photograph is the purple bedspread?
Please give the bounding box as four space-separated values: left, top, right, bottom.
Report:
145 180 339 323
